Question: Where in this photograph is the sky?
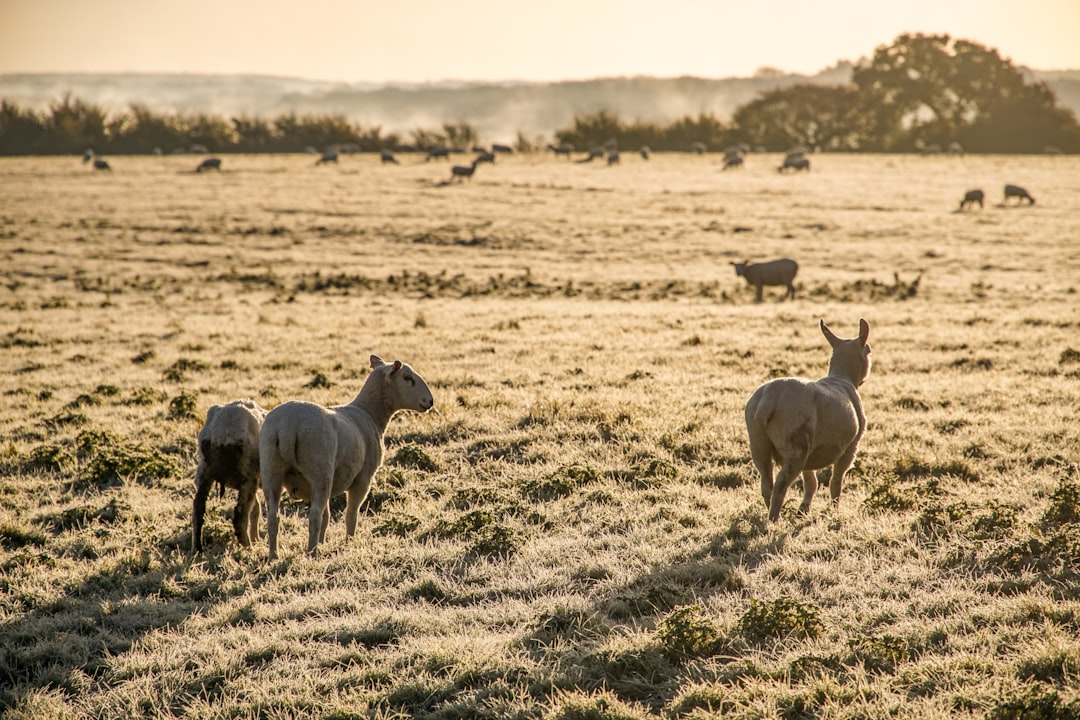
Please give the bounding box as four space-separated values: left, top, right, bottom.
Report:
1 0 1078 84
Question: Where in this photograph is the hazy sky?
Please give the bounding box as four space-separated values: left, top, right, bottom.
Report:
2 0 1078 83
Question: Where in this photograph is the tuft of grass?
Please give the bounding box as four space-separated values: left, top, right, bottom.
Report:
655 605 722 661
391 444 438 472
167 391 198 420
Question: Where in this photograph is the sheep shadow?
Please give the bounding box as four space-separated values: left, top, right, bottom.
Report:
0 533 254 713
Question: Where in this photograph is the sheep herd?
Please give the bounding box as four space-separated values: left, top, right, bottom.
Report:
193 321 875 557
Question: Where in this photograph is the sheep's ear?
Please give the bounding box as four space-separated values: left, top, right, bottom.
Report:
820 319 840 348
858 318 870 345
370 355 384 369
391 360 402 375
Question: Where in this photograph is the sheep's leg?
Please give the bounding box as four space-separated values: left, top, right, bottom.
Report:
769 458 805 521
234 481 258 546
798 470 818 515
318 498 330 543
344 488 365 538
248 497 261 545
748 432 774 510
786 283 796 301
263 473 283 560
755 284 764 302
307 488 328 555
829 443 859 503
192 470 213 553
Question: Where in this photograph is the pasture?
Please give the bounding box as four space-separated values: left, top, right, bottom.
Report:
1 150 1079 719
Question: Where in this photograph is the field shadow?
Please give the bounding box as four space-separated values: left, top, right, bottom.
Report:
0 538 255 713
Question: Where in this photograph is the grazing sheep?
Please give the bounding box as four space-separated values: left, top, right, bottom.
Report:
723 152 744 170
380 149 399 164
639 145 651 160
745 319 872 521
92 158 111 171
260 356 434 559
475 151 496 164
1004 184 1035 205
193 399 267 552
82 149 94 164
547 143 574 159
426 146 450 161
732 258 799 302
196 158 222 173
778 154 810 173
607 151 620 165
576 147 605 163
316 148 339 165
492 143 513 154
959 188 984 210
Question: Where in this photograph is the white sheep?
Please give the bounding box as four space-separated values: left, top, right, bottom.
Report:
732 258 799 302
745 319 871 521
259 355 434 559
192 399 267 552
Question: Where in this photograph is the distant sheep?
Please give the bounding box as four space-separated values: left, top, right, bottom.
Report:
193 399 267 552
426 146 451 161
492 143 514 154
607 151 620 165
196 158 222 173
380 149 399 164
259 355 435 559
723 152 744 170
959 188 984 210
92 158 111 171
745 319 872 521
316 148 339 165
732 258 799 302
778 154 810 173
1004 184 1035 205
639 145 651 160
547 143 574 158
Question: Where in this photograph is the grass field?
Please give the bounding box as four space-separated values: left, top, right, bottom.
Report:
1 151 1079 719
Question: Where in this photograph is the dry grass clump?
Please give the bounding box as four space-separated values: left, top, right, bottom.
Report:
1 154 1079 718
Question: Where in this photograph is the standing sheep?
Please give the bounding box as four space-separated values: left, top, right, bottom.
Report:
193 399 267 552
745 319 872 521
732 258 799 302
260 355 434 559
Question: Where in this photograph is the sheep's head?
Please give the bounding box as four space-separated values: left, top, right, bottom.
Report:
821 318 872 387
732 261 748 277
369 355 434 413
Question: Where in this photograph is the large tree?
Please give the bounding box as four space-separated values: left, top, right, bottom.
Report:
853 33 1080 152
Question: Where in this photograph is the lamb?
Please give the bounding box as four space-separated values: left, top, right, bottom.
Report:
259 355 434 559
732 258 799 302
1004 184 1035 205
192 399 267 552
959 188 984 210
745 319 872 521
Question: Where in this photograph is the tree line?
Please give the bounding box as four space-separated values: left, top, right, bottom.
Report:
2 34 1078 157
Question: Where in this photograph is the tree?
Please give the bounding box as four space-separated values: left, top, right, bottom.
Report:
732 84 868 152
853 33 1080 152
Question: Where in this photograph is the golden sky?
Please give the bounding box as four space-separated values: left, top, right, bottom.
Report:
1 0 1078 82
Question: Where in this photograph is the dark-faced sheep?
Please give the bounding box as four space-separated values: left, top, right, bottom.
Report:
193 399 267 552
959 188 984 210
196 158 222 173
260 356 434 558
1004 184 1035 205
733 258 799 302
745 319 872 521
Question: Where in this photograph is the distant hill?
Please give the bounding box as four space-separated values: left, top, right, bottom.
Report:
2 66 1078 143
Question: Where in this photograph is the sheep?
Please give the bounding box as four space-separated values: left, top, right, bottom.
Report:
959 188 984 210
192 399 267 552
92 158 111 171
196 158 222 173
380 149 399 164
475 151 496 164
547 143 574 159
1004 184 1035 205
607 151 620 165
492 143 514 154
316 147 339 165
450 159 480 182
426 146 450 161
778 154 810 173
745 318 872 521
576 147 604 163
723 152 744 170
732 258 799 302
690 141 707 155
259 355 434 559
639 145 651 160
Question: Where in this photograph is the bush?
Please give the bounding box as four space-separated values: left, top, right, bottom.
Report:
656 605 722 660
739 596 823 643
